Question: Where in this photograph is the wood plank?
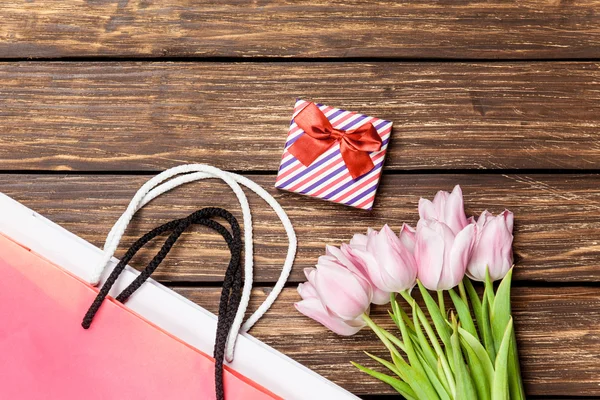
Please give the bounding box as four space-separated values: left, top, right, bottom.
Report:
173 286 600 396
0 173 598 283
1 1 599 59
1 62 599 171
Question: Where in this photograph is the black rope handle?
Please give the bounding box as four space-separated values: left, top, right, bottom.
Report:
82 207 242 400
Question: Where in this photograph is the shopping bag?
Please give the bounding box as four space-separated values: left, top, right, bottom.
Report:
0 164 360 400
0 231 276 399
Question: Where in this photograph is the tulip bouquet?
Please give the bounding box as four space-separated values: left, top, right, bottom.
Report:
295 185 524 400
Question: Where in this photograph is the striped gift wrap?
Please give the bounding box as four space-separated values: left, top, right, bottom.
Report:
275 99 392 211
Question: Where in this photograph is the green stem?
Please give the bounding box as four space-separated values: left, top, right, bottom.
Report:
400 290 456 397
380 324 407 353
438 291 446 318
362 313 403 360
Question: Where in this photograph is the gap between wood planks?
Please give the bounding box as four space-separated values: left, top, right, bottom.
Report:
4 57 600 63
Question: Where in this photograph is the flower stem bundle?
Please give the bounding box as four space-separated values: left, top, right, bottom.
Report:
295 185 525 399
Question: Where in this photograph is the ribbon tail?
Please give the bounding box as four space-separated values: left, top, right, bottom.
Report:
288 134 334 167
340 147 376 180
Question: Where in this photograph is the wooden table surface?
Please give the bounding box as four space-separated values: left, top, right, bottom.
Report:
2 2 600 399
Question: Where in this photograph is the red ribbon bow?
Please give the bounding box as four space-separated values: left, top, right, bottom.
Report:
288 103 382 179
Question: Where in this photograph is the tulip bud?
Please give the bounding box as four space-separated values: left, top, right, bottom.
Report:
415 219 476 290
295 280 367 336
418 185 469 235
335 244 391 305
352 225 418 293
467 210 514 282
308 259 372 321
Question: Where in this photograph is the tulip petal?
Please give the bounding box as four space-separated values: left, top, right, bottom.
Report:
297 281 318 300
415 220 446 291
349 233 368 250
365 225 417 292
351 248 390 294
418 198 437 221
476 210 493 229
503 210 514 233
314 263 371 320
295 299 365 336
371 288 392 305
446 224 476 289
326 244 357 271
445 185 469 234
399 223 416 253
304 267 316 283
340 244 391 305
433 190 449 211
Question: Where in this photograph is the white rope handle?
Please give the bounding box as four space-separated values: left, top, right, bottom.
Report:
90 164 297 362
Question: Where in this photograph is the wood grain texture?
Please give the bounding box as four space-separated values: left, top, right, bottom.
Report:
174 286 600 396
1 173 598 283
1 62 599 171
1 1 600 59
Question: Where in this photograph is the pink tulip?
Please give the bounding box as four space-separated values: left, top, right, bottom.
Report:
295 280 367 336
415 219 476 290
419 185 469 235
306 259 372 321
328 244 391 305
467 210 514 282
351 225 418 293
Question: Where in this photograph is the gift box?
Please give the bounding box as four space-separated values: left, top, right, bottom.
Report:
275 99 392 210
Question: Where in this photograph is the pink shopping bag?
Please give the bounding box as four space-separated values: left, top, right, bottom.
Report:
0 233 280 400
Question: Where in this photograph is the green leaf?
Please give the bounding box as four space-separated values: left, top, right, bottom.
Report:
451 316 478 400
416 352 452 400
396 297 428 378
411 301 439 372
458 327 495 386
461 338 491 400
458 281 470 312
463 278 484 338
396 297 447 400
391 351 409 373
485 267 495 307
417 281 457 378
490 268 526 400
390 295 418 345
436 358 452 396
418 282 452 347
449 288 478 339
491 318 514 400
491 269 513 353
508 331 526 400
365 351 403 379
401 290 456 397
390 353 442 400
459 328 494 400
396 298 416 332
362 313 405 359
481 289 497 361
352 361 417 400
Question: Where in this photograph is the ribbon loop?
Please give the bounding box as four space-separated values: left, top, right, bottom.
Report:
288 102 382 179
